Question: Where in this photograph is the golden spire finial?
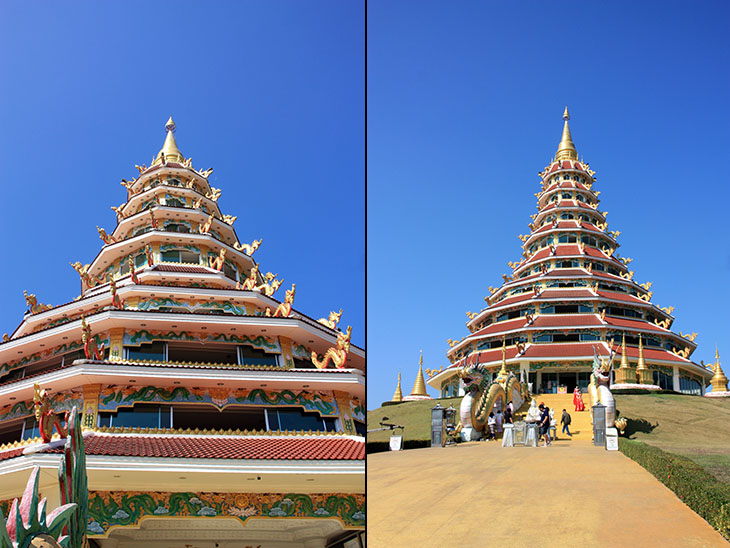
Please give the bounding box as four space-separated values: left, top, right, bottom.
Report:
637 334 646 369
392 371 403 402
710 347 728 393
620 332 628 368
409 353 428 397
556 106 578 161
497 337 508 380
153 116 184 166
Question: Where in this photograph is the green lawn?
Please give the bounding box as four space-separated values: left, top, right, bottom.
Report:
615 394 730 482
367 397 461 444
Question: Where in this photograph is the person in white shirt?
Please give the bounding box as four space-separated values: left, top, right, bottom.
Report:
487 412 496 441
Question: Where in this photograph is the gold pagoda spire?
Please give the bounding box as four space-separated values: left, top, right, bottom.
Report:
710 347 729 393
497 337 509 381
636 334 652 384
615 332 631 384
392 372 403 402
556 106 578 161
621 333 629 369
153 116 184 166
409 351 429 397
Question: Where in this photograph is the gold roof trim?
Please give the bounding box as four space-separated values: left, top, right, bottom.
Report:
556 106 578 161
91 426 347 436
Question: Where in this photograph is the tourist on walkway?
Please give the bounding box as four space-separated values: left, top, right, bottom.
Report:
495 408 503 433
573 387 586 412
549 407 557 441
487 412 496 441
538 403 551 446
504 404 513 424
561 409 572 437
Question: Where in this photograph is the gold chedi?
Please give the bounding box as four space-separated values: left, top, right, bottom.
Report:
392 372 403 402
710 348 729 393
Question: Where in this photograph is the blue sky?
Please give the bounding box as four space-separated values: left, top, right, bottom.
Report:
368 1 730 406
0 2 364 346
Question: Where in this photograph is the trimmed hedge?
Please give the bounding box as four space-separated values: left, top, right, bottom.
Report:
611 389 680 395
366 439 431 454
619 438 730 540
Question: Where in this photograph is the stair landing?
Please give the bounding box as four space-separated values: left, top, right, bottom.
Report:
531 393 594 441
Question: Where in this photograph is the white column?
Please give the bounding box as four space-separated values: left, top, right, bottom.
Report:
673 365 680 392
457 378 465 396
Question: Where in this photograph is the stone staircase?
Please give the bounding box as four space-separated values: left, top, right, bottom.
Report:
530 393 594 441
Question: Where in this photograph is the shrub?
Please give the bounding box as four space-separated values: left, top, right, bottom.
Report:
619 438 730 540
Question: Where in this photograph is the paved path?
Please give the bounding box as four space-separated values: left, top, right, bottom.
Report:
368 440 729 547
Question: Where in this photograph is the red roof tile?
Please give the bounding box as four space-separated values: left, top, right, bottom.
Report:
604 317 666 332
41 434 364 460
522 343 598 358
488 292 534 309
597 291 644 304
470 318 527 337
0 448 24 462
539 289 594 299
618 346 691 363
530 314 601 328
153 264 215 274
553 244 581 257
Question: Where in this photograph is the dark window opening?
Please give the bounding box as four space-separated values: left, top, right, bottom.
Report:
173 405 267 431
167 343 238 364
271 408 338 432
294 357 316 369
239 345 279 367
126 341 166 361
552 333 580 343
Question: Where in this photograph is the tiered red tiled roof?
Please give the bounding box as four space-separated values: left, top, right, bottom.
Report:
470 318 528 337
617 346 691 363
40 434 364 460
152 264 215 274
530 314 601 328
0 448 24 462
553 244 582 257
538 289 594 299
604 317 667 333
596 291 645 305
522 343 599 358
489 292 534 309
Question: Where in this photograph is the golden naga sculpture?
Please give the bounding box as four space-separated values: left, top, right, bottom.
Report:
311 326 352 369
609 230 621 239
70 261 99 288
109 276 124 309
447 338 457 348
318 309 343 330
516 341 526 354
654 318 671 329
600 308 607 321
120 177 137 190
507 261 518 270
672 346 691 359
210 249 226 271
590 281 599 293
257 275 283 297
518 234 528 243
129 256 140 284
680 332 698 342
198 168 214 178
193 197 204 209
588 202 598 210
81 316 105 360
501 273 512 283
199 213 214 234
222 214 237 225
134 164 147 174
184 157 193 168
265 284 296 317
530 213 537 221
33 383 68 443
466 311 477 320
620 256 633 265
579 242 586 253
110 204 127 220
237 264 259 290
234 239 262 256
23 291 52 314
619 270 635 280
97 226 116 244
595 221 607 231
639 291 653 302
661 306 675 315
149 209 158 229
639 281 653 290
144 244 154 266
206 187 221 201
614 417 627 436
425 365 443 378
487 286 496 295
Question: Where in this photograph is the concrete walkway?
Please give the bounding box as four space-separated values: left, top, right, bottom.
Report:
368 440 729 547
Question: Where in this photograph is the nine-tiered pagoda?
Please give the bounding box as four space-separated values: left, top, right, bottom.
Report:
427 109 713 399
0 118 365 548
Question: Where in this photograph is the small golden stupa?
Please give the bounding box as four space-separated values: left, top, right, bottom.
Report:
708 347 729 394
392 372 403 402
403 351 432 401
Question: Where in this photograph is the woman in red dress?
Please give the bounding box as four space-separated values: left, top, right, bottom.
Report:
573 387 585 411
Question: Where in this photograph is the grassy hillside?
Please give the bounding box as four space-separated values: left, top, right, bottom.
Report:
367 398 462 443
614 393 730 482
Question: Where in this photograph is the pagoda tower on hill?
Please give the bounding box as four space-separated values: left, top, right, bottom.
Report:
403 352 432 401
427 108 713 399
0 119 365 548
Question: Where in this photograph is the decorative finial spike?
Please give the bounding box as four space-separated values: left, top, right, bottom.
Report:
165 116 176 133
563 106 570 121
556 107 578 161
